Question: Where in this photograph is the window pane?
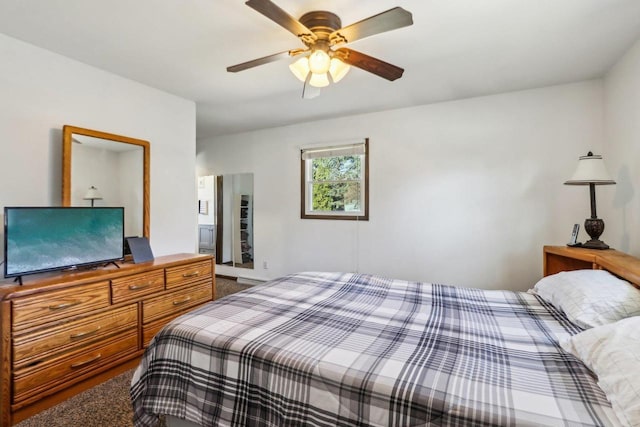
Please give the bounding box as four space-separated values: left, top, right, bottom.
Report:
301 139 368 220
311 156 361 181
311 182 361 212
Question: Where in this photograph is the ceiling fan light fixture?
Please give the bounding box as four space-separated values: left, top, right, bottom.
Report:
289 56 310 82
309 72 330 88
228 3 414 95
329 57 350 83
308 49 331 74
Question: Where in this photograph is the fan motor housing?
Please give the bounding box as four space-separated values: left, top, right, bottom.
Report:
299 11 341 40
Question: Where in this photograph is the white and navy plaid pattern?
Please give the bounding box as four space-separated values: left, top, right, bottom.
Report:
131 272 620 426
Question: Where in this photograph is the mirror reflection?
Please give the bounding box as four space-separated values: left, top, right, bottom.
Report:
198 173 253 269
62 125 150 239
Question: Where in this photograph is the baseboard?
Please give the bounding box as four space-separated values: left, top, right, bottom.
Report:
215 274 237 281
237 277 266 286
215 274 267 286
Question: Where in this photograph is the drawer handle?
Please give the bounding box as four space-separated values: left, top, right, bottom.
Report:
172 296 192 306
48 301 80 311
70 326 101 340
70 353 102 369
182 271 200 278
128 283 151 291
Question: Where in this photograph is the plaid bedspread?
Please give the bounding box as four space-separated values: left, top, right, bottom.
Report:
131 272 620 426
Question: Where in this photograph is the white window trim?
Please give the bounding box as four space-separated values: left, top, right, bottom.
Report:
300 139 369 221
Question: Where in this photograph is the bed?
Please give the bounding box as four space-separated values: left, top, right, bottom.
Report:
131 249 640 427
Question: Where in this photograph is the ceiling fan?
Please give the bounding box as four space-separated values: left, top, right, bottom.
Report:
227 0 413 98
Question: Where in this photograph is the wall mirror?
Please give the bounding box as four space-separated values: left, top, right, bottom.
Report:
62 125 150 238
198 173 253 269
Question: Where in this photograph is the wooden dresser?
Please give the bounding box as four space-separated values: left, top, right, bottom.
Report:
544 245 640 285
0 253 215 426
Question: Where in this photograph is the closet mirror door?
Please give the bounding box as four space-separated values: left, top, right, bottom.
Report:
62 125 150 239
199 174 253 269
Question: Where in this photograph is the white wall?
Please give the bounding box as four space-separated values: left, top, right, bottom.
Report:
197 175 215 226
0 33 198 277
118 149 145 237
71 144 121 207
603 38 640 256
71 144 144 237
197 81 604 291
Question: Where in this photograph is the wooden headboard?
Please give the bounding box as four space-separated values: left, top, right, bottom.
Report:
544 246 640 288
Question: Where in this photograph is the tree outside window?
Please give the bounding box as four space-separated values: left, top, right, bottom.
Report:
301 139 368 220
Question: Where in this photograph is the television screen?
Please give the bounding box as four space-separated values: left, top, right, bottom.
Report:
4 207 124 278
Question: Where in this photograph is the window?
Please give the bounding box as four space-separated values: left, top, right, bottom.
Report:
300 139 368 220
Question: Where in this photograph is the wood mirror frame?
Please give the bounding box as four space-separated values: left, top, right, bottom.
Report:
62 125 150 238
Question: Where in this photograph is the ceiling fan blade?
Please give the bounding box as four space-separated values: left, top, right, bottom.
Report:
227 50 302 73
245 0 317 43
330 7 413 45
335 48 404 81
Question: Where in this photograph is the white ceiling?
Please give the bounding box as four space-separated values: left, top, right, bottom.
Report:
1 0 639 139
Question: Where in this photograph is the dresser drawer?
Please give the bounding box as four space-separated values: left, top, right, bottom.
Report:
142 280 212 324
13 304 137 370
111 269 165 304
165 260 212 290
12 281 110 333
13 331 138 403
142 311 188 348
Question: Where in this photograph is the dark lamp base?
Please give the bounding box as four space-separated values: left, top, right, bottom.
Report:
583 217 609 250
581 239 610 250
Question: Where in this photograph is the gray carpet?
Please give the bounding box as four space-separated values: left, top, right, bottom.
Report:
15 277 251 427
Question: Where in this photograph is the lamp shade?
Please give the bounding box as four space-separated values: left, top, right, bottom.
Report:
83 186 103 200
289 57 310 82
309 72 330 88
564 152 615 185
329 58 350 83
289 52 350 90
308 49 331 74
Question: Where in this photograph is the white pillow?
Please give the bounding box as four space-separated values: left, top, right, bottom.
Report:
561 316 640 427
530 269 640 329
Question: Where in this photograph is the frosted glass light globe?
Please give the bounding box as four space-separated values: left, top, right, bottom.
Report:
308 50 331 74
309 72 330 88
329 58 350 83
289 57 310 82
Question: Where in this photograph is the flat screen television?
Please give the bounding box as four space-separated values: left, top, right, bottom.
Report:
3 207 124 280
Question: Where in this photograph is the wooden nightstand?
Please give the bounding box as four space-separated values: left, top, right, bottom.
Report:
543 246 640 285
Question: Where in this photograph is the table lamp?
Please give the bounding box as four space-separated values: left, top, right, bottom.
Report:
83 186 103 207
564 152 615 249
